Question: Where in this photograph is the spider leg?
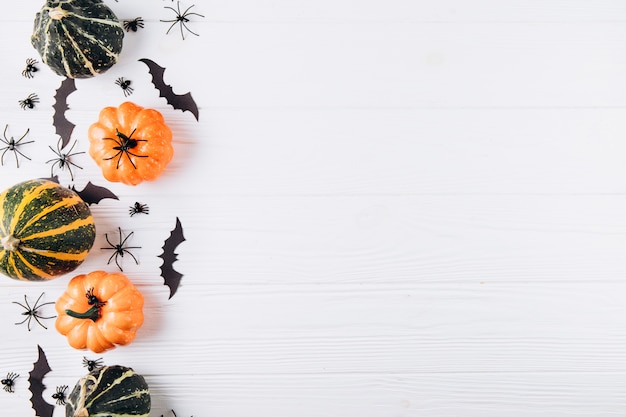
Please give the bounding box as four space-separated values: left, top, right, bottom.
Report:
1 147 8 166
104 232 115 247
120 230 133 246
124 150 139 169
114 252 124 272
165 20 178 35
17 128 30 143
31 315 48 330
181 21 200 37
123 249 140 265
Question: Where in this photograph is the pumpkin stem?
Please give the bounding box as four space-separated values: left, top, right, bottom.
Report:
49 7 68 20
1 234 20 251
65 305 101 322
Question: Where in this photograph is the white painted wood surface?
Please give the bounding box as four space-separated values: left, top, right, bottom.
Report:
1 1 626 416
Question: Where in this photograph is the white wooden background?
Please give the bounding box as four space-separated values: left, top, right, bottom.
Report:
1 1 626 416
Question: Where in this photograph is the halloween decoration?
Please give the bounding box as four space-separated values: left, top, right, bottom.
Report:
139 58 199 120
46 138 84 182
82 357 103 372
159 217 186 299
52 385 68 405
129 202 149 216
55 270 145 353
19 93 39 110
88 101 174 185
28 345 54 417
31 0 125 78
0 125 33 168
0 179 96 281
115 77 134 96
22 58 39 79
53 78 76 148
1 372 18 393
13 293 56 331
65 365 150 417
101 227 140 271
124 17 144 32
161 2 204 40
71 181 119 206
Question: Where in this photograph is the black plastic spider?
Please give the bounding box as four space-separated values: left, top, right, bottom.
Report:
115 77 134 96
13 293 56 331
22 58 39 78
124 17 144 32
52 385 68 405
101 227 141 271
129 202 149 217
46 138 84 181
0 124 33 167
1 372 18 393
82 357 103 372
19 93 39 110
161 2 204 40
103 128 148 169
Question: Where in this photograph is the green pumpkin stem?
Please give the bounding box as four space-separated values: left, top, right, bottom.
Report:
65 305 101 322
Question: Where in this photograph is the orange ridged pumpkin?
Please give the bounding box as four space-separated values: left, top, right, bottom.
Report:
88 101 173 185
55 270 144 353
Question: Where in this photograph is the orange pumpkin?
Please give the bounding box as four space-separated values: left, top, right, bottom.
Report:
88 101 173 185
55 270 144 353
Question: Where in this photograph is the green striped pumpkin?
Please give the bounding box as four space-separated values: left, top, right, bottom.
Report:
66 365 151 417
0 179 95 281
31 0 124 78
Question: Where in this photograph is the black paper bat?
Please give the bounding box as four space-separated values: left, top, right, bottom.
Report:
53 78 77 148
139 58 199 121
29 345 54 417
158 217 186 299
71 181 119 205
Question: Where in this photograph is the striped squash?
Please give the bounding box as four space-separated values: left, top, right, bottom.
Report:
0 179 95 281
31 0 124 78
66 365 151 417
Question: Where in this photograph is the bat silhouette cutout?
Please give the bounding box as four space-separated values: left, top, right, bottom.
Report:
53 78 77 148
29 345 54 417
159 217 186 299
139 58 199 121
71 181 119 205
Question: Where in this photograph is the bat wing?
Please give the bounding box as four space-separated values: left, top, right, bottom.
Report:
28 345 54 417
158 217 186 299
71 181 119 205
139 58 199 121
53 78 77 148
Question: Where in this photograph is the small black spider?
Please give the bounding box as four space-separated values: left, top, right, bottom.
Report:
46 138 84 181
22 58 39 78
13 293 56 331
101 227 141 272
161 2 204 40
103 128 148 170
19 93 39 110
0 124 33 167
123 17 144 32
129 202 149 217
82 357 103 372
52 385 68 405
115 77 134 97
1 372 18 393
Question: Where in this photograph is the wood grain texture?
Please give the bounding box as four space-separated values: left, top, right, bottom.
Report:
0 1 624 416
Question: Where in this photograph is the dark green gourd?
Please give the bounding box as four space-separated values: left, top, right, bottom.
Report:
66 365 151 417
31 0 124 78
0 179 96 281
